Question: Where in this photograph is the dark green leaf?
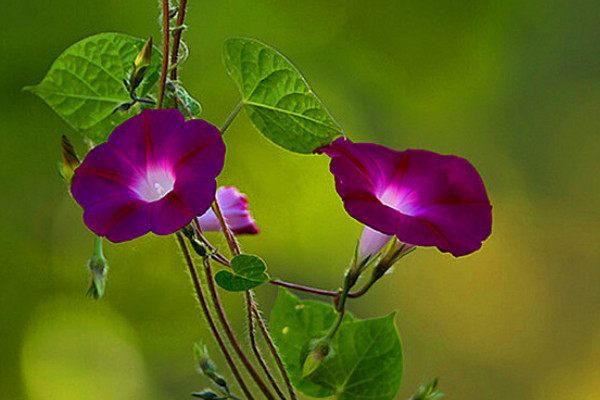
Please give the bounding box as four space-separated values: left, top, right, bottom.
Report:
215 254 270 292
26 33 162 143
223 37 343 154
270 289 403 400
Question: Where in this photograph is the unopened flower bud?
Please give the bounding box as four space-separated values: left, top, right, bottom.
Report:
302 338 331 378
194 343 227 388
59 135 80 185
409 377 444 400
190 390 221 399
194 343 217 377
86 236 108 299
128 37 153 92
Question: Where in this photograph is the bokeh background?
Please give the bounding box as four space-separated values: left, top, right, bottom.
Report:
1 0 599 399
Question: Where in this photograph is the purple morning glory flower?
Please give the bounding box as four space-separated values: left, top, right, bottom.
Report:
71 108 225 243
197 186 259 235
316 138 492 257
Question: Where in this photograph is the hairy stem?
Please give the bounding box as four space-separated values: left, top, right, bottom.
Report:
246 292 288 400
251 300 297 400
212 198 241 256
169 0 188 81
202 258 276 400
157 0 170 108
220 101 244 134
191 219 231 267
212 193 296 399
175 232 254 400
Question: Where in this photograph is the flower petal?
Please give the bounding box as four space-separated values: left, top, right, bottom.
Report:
197 187 259 235
83 197 151 243
174 176 217 217
358 226 392 259
150 192 195 235
318 138 492 257
71 142 137 208
171 119 226 180
72 109 226 242
107 108 185 168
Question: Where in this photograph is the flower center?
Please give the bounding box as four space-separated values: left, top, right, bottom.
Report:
378 184 421 217
133 165 175 202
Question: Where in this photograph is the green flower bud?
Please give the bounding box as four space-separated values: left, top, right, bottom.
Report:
409 377 444 400
190 390 222 399
86 236 108 300
302 338 331 378
194 343 217 377
128 37 153 92
59 135 80 185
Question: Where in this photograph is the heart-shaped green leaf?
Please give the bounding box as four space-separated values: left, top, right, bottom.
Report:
223 37 343 154
270 289 403 400
215 254 270 292
26 32 162 143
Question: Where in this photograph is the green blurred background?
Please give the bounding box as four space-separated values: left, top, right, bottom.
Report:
1 0 599 399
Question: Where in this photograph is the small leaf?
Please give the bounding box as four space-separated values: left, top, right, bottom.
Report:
215 254 270 292
176 85 202 116
26 33 162 143
270 289 403 400
223 37 343 154
165 81 202 117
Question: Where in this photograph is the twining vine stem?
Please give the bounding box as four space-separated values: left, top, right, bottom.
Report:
157 0 171 108
202 257 277 400
212 199 241 256
251 301 297 400
213 196 297 400
175 232 254 400
246 291 288 400
170 0 188 81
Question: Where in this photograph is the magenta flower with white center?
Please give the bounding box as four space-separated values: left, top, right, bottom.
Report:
197 186 259 235
316 137 492 257
71 108 226 243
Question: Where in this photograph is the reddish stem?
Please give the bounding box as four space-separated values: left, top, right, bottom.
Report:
175 233 254 399
157 0 170 108
169 0 188 81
